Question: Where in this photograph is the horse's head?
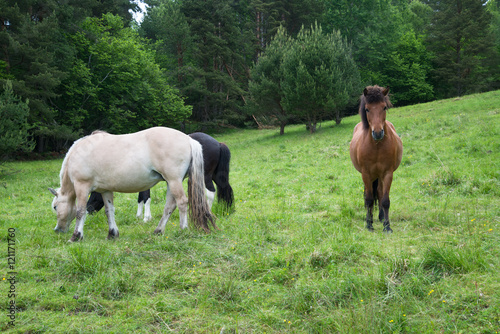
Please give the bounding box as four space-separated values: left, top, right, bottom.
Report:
360 86 392 141
49 187 77 233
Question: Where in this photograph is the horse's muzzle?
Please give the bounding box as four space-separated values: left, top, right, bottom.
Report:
372 129 385 141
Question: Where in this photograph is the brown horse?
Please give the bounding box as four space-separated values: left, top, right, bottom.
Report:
349 86 403 232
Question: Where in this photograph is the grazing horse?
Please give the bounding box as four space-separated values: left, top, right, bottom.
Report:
86 132 234 221
49 127 216 242
349 86 403 232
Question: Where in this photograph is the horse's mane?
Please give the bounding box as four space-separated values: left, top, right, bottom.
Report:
359 85 392 130
59 130 110 185
59 137 84 186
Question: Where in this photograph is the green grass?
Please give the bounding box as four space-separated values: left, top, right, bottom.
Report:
1 91 499 333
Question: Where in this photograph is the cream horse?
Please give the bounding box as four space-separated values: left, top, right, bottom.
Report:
49 127 216 242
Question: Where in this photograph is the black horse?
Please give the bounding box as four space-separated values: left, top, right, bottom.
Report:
87 132 234 220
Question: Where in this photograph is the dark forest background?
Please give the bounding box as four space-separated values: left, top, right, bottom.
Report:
1 0 499 156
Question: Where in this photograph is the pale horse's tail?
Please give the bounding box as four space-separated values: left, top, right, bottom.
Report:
187 138 217 232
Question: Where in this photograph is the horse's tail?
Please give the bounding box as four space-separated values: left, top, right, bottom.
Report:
214 142 234 209
372 179 379 205
188 138 217 232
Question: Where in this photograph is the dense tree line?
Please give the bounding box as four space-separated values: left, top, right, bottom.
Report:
1 0 499 156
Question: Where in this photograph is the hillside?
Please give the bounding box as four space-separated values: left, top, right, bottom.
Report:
0 91 499 333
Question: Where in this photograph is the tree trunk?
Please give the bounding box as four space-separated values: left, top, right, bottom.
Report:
335 111 342 124
280 121 286 135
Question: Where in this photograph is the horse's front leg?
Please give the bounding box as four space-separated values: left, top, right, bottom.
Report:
381 173 394 233
362 174 375 232
102 192 119 239
70 185 90 242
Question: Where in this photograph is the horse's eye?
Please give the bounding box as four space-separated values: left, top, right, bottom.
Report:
365 108 369 113
384 106 388 111
53 205 57 211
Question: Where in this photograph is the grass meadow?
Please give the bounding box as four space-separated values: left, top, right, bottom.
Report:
1 91 499 333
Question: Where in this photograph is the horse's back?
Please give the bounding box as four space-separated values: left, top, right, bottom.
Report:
189 132 220 175
66 127 192 193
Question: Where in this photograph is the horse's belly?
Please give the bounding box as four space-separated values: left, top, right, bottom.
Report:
93 169 164 193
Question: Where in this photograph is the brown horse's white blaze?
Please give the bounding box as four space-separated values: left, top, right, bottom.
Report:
49 127 216 242
349 86 403 232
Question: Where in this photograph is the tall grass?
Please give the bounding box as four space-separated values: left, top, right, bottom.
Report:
0 91 499 333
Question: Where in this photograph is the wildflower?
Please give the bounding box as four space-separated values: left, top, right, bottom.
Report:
442 300 446 303
361 300 364 302
471 219 475 222
489 229 493 232
403 314 406 317
428 289 434 295
389 320 394 323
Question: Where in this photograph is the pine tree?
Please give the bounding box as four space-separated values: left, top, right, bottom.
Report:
425 0 498 97
248 26 290 134
281 23 360 132
0 80 33 159
177 0 254 125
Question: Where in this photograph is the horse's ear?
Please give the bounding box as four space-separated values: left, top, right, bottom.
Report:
363 87 368 96
49 188 58 197
383 86 390 96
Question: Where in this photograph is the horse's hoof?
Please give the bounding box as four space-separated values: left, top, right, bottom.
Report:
153 228 163 235
69 232 83 242
366 225 375 232
107 229 119 239
383 227 393 233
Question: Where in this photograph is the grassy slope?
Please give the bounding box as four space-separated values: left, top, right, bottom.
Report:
0 91 499 333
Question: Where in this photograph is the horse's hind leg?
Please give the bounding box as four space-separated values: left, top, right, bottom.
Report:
154 183 179 234
102 191 119 239
206 179 216 209
170 181 189 229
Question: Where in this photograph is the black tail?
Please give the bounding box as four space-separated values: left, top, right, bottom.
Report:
214 143 234 209
372 179 379 205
